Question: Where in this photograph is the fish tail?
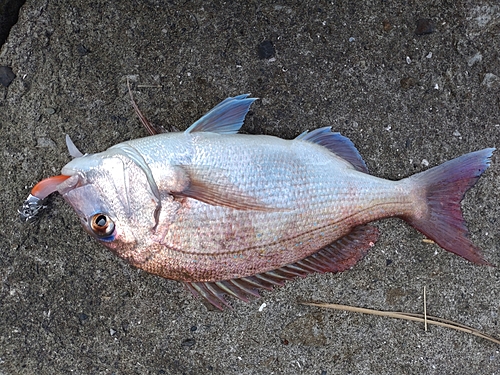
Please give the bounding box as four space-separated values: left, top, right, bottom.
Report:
403 148 495 265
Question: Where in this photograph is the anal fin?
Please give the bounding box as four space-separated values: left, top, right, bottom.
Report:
184 225 379 310
291 224 379 274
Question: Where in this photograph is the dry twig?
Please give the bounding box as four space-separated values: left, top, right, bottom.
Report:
301 301 500 345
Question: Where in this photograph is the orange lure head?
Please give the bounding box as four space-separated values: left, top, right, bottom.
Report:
19 175 71 221
19 135 84 221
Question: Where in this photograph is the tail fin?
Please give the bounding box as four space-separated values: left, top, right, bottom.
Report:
404 148 495 265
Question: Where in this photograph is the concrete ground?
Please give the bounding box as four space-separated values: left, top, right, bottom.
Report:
1 1 499 374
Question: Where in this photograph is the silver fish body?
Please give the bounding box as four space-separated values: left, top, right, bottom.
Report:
26 95 494 308
60 131 408 280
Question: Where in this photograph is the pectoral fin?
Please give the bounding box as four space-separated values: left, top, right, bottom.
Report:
175 166 273 211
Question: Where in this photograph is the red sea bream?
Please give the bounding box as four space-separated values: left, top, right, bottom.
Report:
21 95 495 309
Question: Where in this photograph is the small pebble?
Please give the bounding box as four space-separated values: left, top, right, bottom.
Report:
382 20 392 31
37 137 56 149
78 313 88 323
400 77 416 89
468 52 482 67
77 44 90 56
44 107 56 115
482 73 499 88
453 130 461 137
415 18 435 35
0 66 16 87
181 338 196 347
110 328 116 336
121 320 130 333
258 40 275 59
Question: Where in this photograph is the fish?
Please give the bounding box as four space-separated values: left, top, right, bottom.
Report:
21 94 495 309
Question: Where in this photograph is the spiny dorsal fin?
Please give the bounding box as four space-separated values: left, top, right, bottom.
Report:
65 135 84 158
184 94 257 134
184 225 379 310
296 127 368 173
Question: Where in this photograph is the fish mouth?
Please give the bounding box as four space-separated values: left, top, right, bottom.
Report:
55 174 82 196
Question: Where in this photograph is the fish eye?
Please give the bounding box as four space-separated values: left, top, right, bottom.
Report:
90 213 115 238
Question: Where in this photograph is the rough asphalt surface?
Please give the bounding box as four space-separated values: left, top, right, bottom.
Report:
1 1 499 374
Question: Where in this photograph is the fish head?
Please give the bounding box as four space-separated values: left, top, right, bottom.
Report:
57 149 161 264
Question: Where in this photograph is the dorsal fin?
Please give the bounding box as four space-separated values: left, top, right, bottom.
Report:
184 94 257 134
184 225 379 310
296 126 368 173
